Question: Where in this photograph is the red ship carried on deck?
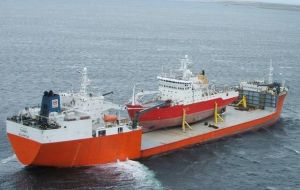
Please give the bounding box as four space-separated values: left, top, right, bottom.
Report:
126 55 238 132
6 61 288 167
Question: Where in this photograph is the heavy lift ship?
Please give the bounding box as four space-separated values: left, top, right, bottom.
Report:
6 64 287 167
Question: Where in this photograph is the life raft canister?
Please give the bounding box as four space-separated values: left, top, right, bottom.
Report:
103 114 118 123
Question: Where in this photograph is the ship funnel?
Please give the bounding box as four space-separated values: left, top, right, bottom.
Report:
40 90 61 121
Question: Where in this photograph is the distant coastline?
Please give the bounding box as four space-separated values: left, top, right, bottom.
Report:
176 0 300 6
218 0 300 6
213 0 300 11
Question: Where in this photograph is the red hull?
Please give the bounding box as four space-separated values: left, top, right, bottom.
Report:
127 96 238 132
7 130 142 167
141 93 286 158
7 94 286 167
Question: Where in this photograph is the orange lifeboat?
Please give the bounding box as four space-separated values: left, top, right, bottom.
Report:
103 114 118 123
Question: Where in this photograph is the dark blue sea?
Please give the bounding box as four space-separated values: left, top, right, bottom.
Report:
0 0 299 189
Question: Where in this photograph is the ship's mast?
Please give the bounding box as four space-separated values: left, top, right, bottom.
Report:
131 85 136 105
80 67 90 96
180 55 188 70
180 55 193 80
268 60 273 84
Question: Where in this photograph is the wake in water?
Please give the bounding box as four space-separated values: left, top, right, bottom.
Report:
84 160 163 190
0 158 163 190
283 145 300 154
1 154 16 164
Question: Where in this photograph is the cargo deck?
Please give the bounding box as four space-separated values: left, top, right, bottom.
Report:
140 105 279 158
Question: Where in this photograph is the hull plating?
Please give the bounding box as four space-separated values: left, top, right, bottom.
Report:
140 108 225 132
7 130 142 167
7 94 286 167
127 96 237 132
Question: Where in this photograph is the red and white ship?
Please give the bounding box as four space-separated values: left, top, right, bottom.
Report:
6 68 142 167
6 62 288 168
126 55 239 132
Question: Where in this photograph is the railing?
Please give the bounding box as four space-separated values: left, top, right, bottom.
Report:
104 118 129 128
7 114 61 130
237 89 277 109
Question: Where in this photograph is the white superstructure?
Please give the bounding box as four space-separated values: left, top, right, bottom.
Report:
140 55 238 105
60 67 121 125
7 67 133 144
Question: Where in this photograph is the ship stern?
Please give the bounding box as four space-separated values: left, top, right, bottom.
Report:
6 120 41 166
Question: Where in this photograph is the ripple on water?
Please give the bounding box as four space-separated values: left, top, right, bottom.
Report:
0 160 163 190
1 0 300 189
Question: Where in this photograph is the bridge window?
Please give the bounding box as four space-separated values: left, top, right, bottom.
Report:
98 130 106 136
118 127 123 133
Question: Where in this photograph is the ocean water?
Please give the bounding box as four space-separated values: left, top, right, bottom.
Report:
0 0 299 189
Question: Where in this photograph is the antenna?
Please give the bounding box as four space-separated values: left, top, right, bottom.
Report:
268 59 273 84
80 67 90 95
181 55 193 80
131 84 136 105
181 55 190 70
